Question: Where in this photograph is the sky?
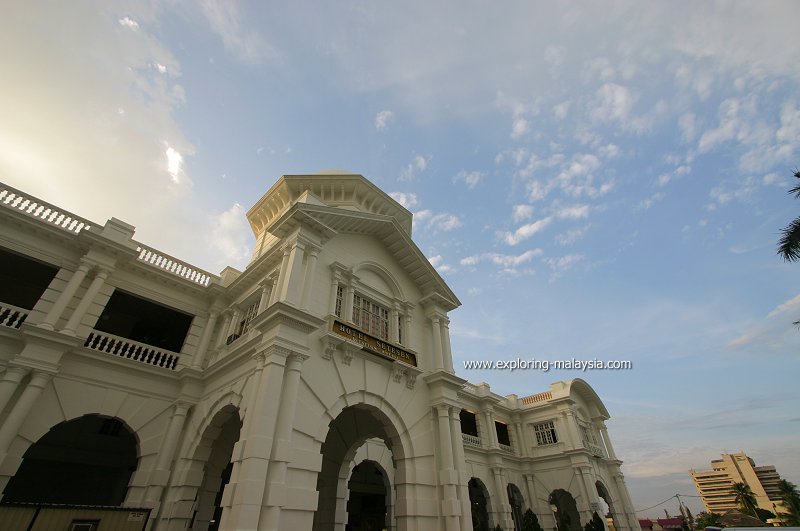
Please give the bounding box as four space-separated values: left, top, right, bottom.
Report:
1 0 799 519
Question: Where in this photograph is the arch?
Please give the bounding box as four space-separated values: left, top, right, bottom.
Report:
186 405 241 531
313 403 408 531
550 489 582 531
346 459 391 531
596 480 619 531
352 261 405 301
1 414 138 506
508 483 525 531
469 477 493 531
565 379 610 419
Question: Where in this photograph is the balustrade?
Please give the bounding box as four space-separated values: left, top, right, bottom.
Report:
461 433 482 448
0 302 28 329
0 184 92 234
84 331 180 370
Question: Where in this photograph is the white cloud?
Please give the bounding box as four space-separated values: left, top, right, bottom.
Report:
511 117 530 139
165 145 184 184
502 217 553 245
375 110 394 130
460 249 543 273
512 204 534 223
198 0 282 66
453 169 485 189
553 101 571 119
118 16 139 30
415 209 462 233
400 155 429 181
590 83 633 124
428 254 454 274
209 203 251 270
679 113 697 142
728 292 800 351
556 225 589 246
636 192 665 211
556 204 590 219
388 192 419 210
545 253 584 281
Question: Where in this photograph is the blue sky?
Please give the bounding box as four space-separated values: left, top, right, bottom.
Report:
2 0 799 517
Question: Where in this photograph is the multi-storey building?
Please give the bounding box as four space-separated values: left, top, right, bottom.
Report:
0 172 639 531
690 452 786 516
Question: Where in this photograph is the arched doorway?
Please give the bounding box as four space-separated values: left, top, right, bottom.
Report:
469 478 491 531
596 481 616 531
508 483 525 531
189 406 241 531
346 460 390 531
1 414 137 505
550 489 581 531
313 404 406 531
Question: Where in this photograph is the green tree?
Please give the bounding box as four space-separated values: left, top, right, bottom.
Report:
494 525 504 531
522 509 546 531
778 479 800 525
694 512 721 530
732 482 759 518
583 512 605 531
777 169 800 326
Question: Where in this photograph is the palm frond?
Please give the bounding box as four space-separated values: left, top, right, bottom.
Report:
789 169 800 199
778 216 800 262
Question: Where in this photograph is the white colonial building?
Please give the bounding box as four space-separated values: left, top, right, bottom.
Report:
0 172 639 531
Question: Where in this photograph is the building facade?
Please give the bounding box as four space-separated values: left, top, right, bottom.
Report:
0 172 639 531
690 452 786 516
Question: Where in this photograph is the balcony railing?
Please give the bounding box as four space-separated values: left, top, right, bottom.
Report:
0 302 29 329
0 183 93 234
461 433 482 448
499 443 515 454
135 244 216 287
520 390 552 405
84 331 180 370
585 441 606 458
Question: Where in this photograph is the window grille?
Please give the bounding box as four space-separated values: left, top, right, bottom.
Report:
335 285 344 317
353 293 389 340
533 421 558 445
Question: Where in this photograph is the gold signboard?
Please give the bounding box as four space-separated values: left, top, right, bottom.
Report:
332 320 418 367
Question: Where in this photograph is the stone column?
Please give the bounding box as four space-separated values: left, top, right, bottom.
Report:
299 246 319 310
219 349 286 531
268 272 280 306
191 311 218 369
576 466 601 522
258 281 272 313
278 241 307 306
0 371 52 461
145 402 191 510
572 465 598 527
513 421 528 457
328 274 341 316
40 261 91 329
440 317 453 372
431 315 444 370
275 246 292 303
492 467 514 531
0 366 29 414
562 409 582 450
344 283 355 322
482 408 498 449
390 306 399 343
612 471 639 531
259 351 309 530
435 405 460 531
525 473 557 531
62 267 109 334
449 407 472 531
598 423 617 460
215 310 233 349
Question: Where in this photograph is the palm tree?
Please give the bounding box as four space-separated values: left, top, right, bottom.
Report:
777 169 800 262
731 482 759 518
777 479 800 525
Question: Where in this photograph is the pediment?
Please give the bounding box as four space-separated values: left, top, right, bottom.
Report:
271 202 460 311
